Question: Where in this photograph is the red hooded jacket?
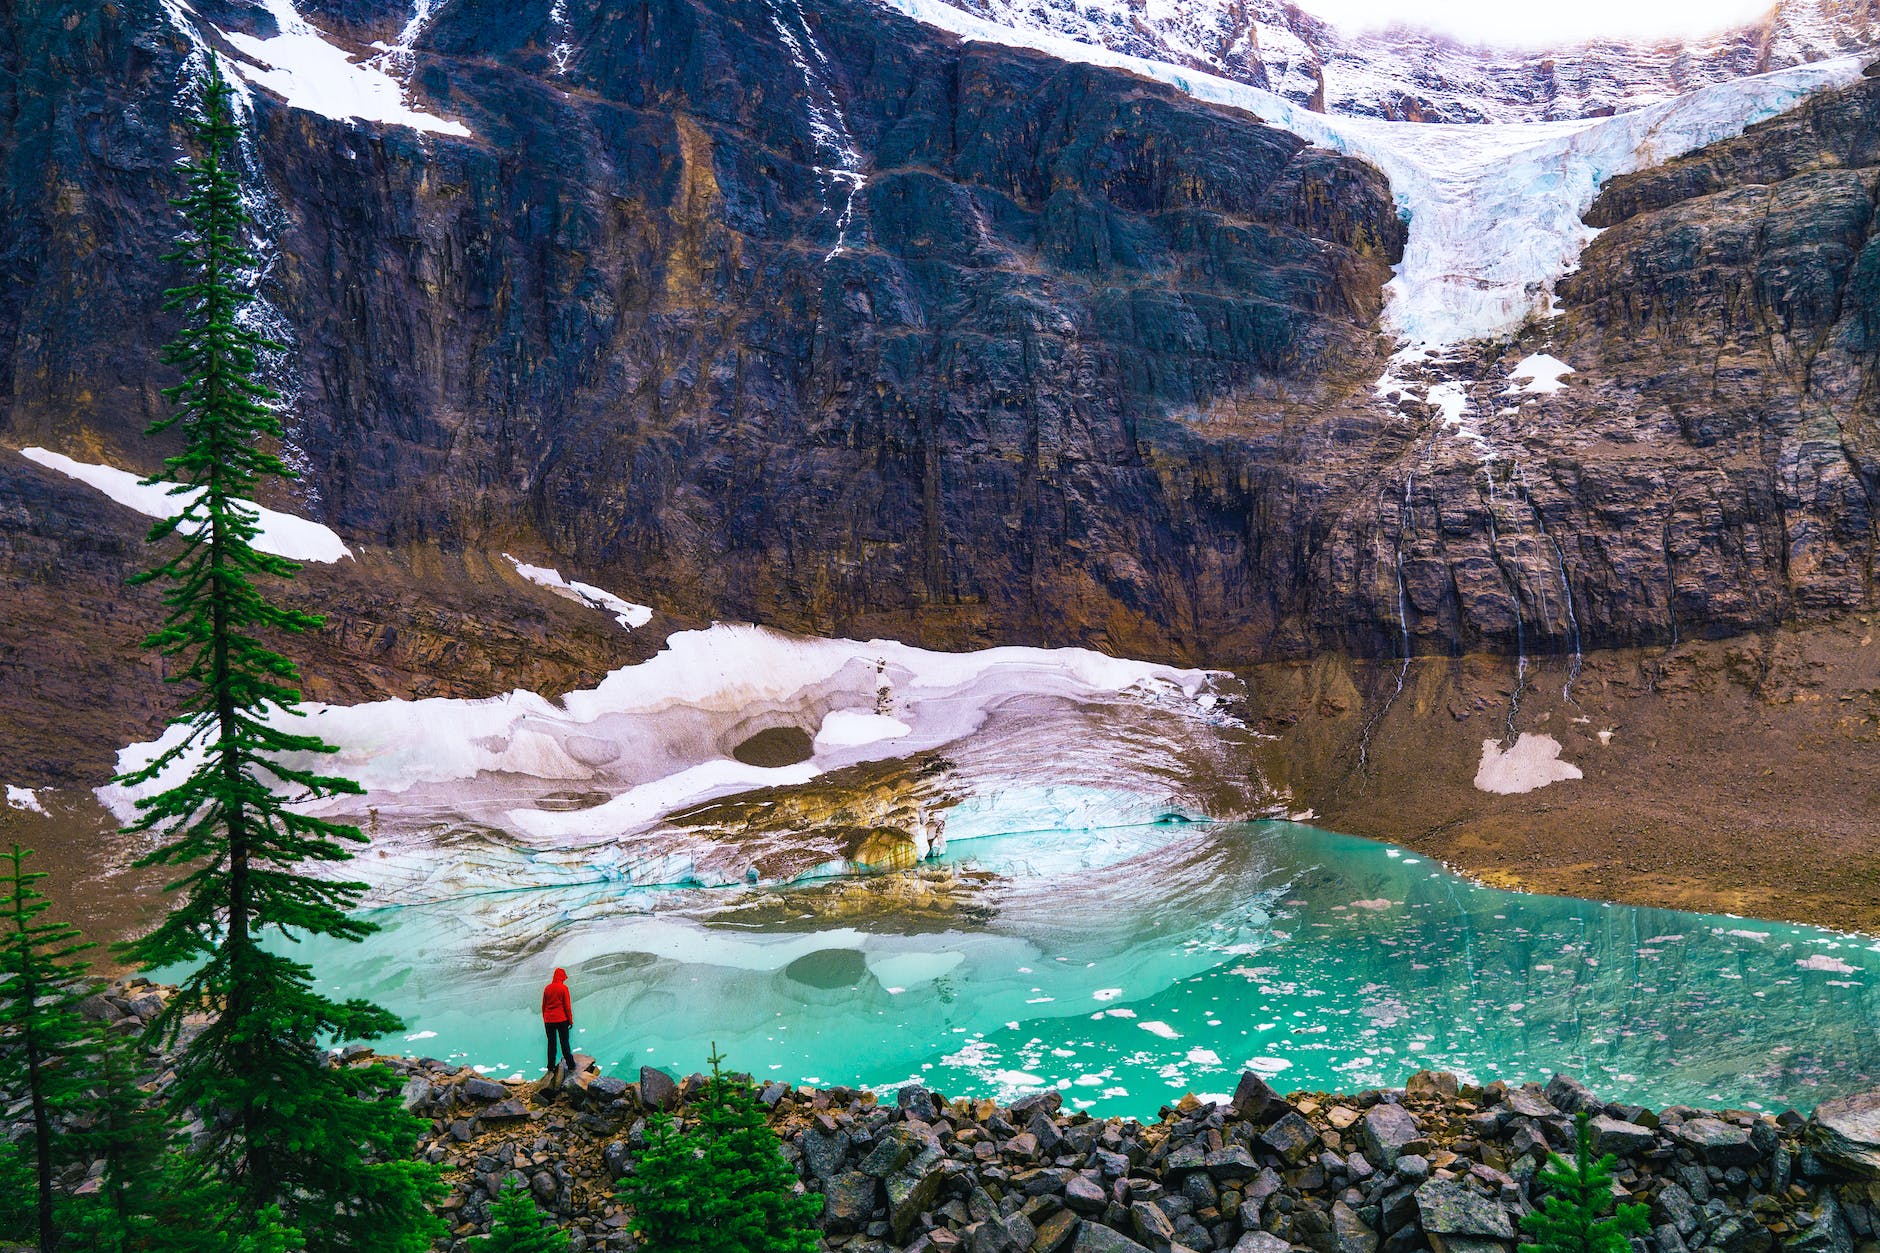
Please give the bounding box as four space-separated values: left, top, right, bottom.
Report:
542 968 572 1024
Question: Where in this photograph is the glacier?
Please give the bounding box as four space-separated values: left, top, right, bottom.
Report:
881 0 1866 358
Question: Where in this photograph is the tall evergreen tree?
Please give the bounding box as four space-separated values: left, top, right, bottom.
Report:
619 1047 820 1253
1518 1110 1651 1253
0 843 97 1252
485 1181 572 1253
116 60 439 1250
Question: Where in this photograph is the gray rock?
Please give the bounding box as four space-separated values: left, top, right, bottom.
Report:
398 1077 435 1112
887 1161 950 1242
1231 1071 1290 1125
601 1141 632 1180
482 1098 530 1121
1784 1194 1852 1253
1362 1103 1422 1169
1073 1225 1154 1253
1590 1115 1656 1156
1206 1146 1259 1181
1262 1112 1321 1164
587 1075 628 1101
1503 1089 1559 1119
1131 1200 1176 1245
1233 1235 1291 1253
1065 1174 1108 1214
1544 1074 1600 1114
639 1067 679 1111
461 1076 507 1101
1416 1179 1516 1239
1653 1183 1700 1237
1670 1119 1758 1167
825 1172 882 1232
1813 1090 1880 1177
1333 1199 1379 1253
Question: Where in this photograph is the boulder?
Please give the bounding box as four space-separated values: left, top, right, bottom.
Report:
1544 1074 1600 1114
639 1067 679 1111
1589 1115 1656 1157
1073 1226 1154 1253
1333 1199 1379 1253
460 1076 507 1101
887 1161 950 1242
1065 1174 1108 1214
1262 1112 1321 1164
1669 1118 1757 1167
824 1172 881 1232
481 1098 530 1121
1416 1178 1515 1240
1502 1089 1558 1119
1813 1090 1880 1177
1234 1235 1291 1253
1362 1102 1423 1168
1231 1071 1290 1126
1034 1210 1080 1253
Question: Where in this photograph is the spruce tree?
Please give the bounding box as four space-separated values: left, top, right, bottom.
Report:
0 843 98 1252
485 1180 572 1253
1518 1110 1651 1253
117 61 439 1250
619 1047 819 1253
63 1019 171 1250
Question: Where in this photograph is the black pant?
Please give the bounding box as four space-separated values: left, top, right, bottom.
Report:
545 1020 574 1069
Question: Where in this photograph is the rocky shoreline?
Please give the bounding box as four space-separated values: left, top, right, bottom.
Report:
366 1035 1880 1253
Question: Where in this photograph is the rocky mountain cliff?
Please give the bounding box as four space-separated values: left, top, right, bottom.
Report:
3 0 1879 694
952 0 1880 122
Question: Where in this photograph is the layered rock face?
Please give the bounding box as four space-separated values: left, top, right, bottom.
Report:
2 0 1879 692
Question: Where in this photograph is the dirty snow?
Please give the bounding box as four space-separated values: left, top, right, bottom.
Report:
20 447 352 564
1473 732 1583 794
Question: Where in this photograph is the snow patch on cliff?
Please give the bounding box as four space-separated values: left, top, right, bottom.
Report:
503 554 653 630
1473 733 1582 794
880 0 1862 355
18 447 352 564
1507 354 1574 395
222 0 470 135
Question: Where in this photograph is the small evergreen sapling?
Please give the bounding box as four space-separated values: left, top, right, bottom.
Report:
619 1046 820 1253
485 1180 572 1253
0 843 97 1253
1518 1110 1651 1253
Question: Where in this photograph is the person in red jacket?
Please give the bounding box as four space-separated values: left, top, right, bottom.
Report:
542 967 576 1075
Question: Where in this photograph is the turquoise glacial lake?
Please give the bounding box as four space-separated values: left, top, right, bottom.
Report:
297 821 1880 1118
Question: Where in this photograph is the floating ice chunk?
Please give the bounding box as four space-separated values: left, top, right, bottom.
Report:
1507 353 1574 395
1473 733 1583 794
404 1030 437 1041
1139 1021 1181 1039
813 709 912 750
1093 988 1124 1002
222 0 470 135
1798 954 1859 974
3 787 46 816
504 554 652 630
20 447 352 563
1186 1048 1221 1066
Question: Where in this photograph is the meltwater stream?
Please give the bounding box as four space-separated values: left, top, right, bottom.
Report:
292 820 1880 1119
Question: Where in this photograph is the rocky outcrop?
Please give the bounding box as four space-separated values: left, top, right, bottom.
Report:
375 1049 1880 1253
